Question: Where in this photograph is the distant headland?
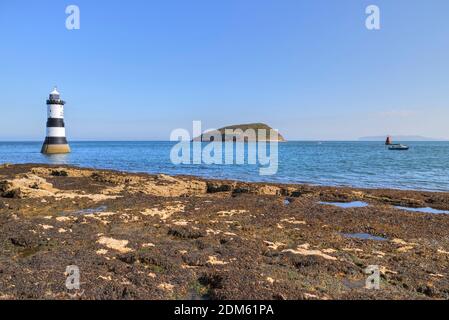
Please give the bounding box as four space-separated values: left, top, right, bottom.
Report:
193 123 286 142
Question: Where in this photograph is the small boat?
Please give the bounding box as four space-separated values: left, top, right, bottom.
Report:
385 136 409 150
388 144 409 151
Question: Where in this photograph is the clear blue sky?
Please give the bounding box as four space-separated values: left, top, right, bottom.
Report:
1 0 448 140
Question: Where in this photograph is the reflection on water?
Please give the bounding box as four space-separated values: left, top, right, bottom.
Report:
342 233 387 241
43 153 70 165
394 206 449 215
319 201 369 208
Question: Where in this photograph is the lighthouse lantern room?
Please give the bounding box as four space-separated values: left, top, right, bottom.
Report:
41 87 71 154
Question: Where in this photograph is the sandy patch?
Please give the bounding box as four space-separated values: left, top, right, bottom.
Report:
206 229 222 236
217 210 248 217
280 218 306 225
56 216 72 222
264 241 286 250
54 192 118 202
304 293 320 299
342 247 363 253
97 236 133 253
158 283 174 291
397 246 414 253
85 212 117 219
119 213 140 223
391 238 417 246
207 256 228 265
430 273 444 278
380 266 398 275
141 202 185 220
266 277 275 284
101 185 125 195
282 244 337 261
373 250 386 258
172 220 189 226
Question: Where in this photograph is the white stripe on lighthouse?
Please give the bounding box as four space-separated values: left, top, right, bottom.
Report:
46 127 66 137
47 104 65 118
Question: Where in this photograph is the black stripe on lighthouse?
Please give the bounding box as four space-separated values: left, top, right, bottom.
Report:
44 137 68 144
46 118 65 127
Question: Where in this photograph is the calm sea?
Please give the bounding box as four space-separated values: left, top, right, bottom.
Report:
1 141 448 192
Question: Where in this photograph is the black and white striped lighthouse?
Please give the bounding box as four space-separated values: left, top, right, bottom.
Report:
41 87 71 154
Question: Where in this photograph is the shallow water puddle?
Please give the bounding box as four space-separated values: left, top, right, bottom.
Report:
394 206 449 215
319 201 369 208
62 205 108 216
342 233 388 241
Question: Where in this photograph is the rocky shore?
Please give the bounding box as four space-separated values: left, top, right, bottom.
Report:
1 164 449 300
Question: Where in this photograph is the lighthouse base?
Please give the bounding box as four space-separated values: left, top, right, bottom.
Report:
41 144 71 154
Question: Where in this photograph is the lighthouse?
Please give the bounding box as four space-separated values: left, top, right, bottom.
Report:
41 87 71 154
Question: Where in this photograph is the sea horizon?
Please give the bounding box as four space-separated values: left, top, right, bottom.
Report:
1 139 448 142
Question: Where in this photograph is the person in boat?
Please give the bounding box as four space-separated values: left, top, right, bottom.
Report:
385 136 409 150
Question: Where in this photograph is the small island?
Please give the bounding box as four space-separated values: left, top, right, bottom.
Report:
193 123 286 142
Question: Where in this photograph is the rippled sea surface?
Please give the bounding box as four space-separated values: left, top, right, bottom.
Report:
1 141 448 191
